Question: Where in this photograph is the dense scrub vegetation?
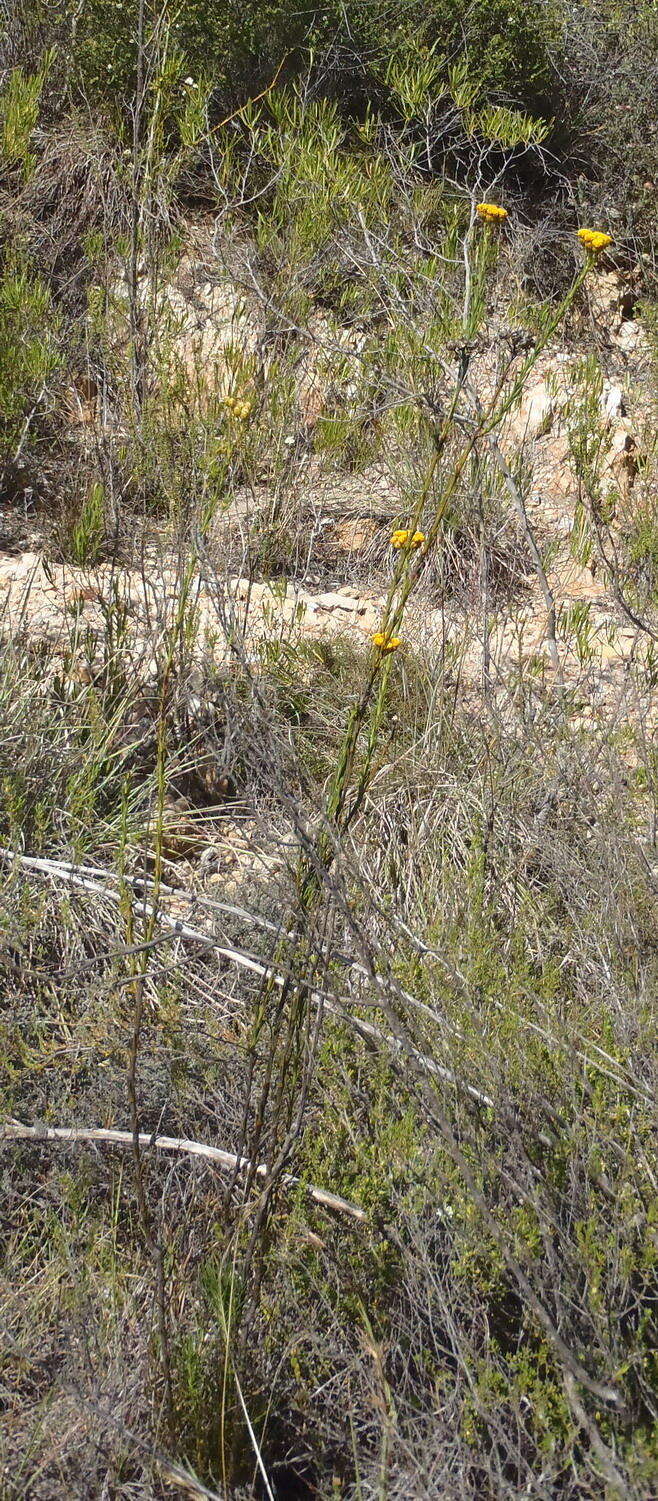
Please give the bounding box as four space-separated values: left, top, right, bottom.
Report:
1 2 658 1498
7 0 658 245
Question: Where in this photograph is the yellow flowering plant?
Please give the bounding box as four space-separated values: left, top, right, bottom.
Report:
224 394 253 419
476 202 508 224
390 528 425 549
372 631 401 653
577 228 613 255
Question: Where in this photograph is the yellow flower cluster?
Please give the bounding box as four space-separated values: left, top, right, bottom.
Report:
577 228 613 255
476 202 508 223
225 394 253 420
372 631 401 654
390 528 425 549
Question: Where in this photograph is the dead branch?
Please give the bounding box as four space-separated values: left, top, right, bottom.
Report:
0 1120 366 1222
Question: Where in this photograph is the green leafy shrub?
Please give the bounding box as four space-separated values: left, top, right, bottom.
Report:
0 261 61 487
67 480 107 565
50 0 560 121
0 60 51 175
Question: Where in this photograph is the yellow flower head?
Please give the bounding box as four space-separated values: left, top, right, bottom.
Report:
577 228 613 255
225 395 253 419
372 631 401 654
390 529 426 549
476 202 508 224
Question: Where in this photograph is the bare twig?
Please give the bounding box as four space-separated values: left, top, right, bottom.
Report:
0 1121 366 1222
0 844 500 1114
486 434 564 686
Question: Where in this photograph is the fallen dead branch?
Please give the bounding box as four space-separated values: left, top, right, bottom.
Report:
0 1120 367 1222
0 845 496 1111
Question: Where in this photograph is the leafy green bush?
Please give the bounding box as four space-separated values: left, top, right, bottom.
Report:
53 0 560 120
6 0 658 256
0 261 61 487
0 59 51 175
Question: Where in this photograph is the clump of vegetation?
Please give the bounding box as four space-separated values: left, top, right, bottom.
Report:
1 6 658 1500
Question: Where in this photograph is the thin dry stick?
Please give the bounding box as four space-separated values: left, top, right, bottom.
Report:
1 845 500 1114
0 844 540 1118
231 1362 276 1501
129 0 147 411
0 1122 366 1222
0 847 286 978
486 434 564 686
584 483 658 643
563 1372 631 1496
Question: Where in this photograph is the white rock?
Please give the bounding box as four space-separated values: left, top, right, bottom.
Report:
602 383 625 424
616 321 644 356
313 591 365 613
516 380 555 440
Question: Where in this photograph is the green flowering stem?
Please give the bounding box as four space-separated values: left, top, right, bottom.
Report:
296 233 599 919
